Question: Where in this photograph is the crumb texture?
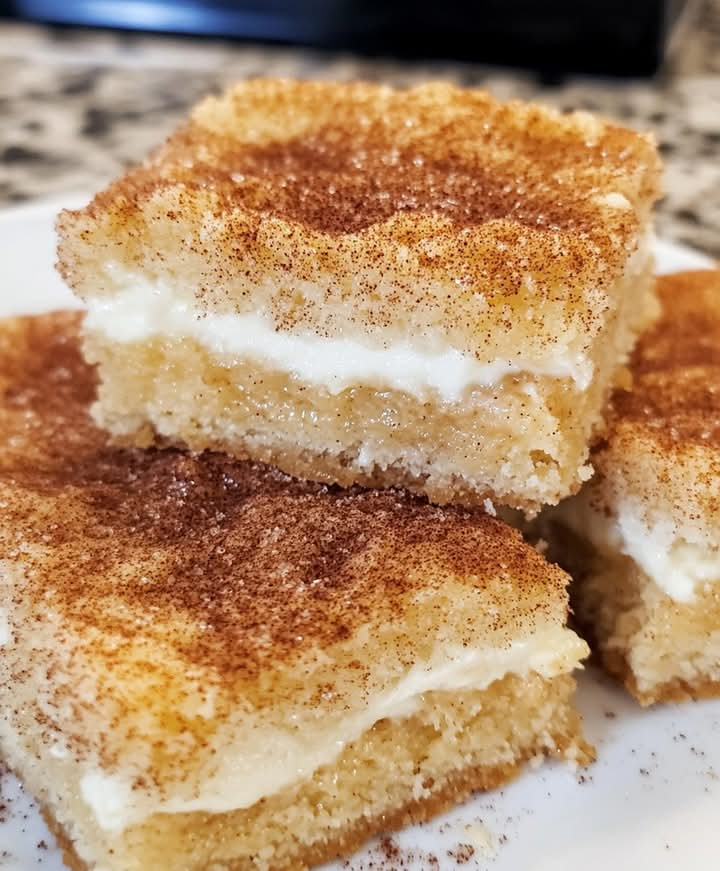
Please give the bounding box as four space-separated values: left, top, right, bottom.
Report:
39 672 587 871
78 254 655 512
542 275 720 705
550 525 720 706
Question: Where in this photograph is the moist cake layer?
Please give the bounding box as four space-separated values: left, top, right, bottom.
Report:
556 528 720 706
65 620 578 830
543 270 720 704
0 312 590 867
57 78 662 511
78 252 647 511
82 228 654 402
36 673 584 871
83 279 596 401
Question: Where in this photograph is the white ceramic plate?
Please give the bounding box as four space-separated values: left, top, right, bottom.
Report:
0 197 717 871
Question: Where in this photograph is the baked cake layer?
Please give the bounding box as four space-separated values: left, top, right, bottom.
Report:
542 270 720 705
57 78 662 511
0 312 590 870
31 673 583 871
547 526 720 706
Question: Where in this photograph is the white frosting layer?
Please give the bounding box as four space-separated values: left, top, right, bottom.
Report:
85 231 654 402
559 495 720 602
84 279 593 402
615 511 720 602
79 627 585 832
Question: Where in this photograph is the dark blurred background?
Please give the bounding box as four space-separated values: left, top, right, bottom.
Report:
0 0 700 76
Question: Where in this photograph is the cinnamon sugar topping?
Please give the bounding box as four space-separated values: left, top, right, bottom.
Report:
100 79 657 240
56 79 662 415
607 270 720 450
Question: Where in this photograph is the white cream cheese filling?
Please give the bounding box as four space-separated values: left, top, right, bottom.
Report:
557 493 720 602
79 626 586 832
83 231 653 403
84 279 595 402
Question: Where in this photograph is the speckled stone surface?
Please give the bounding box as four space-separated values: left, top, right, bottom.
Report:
1 1 719 255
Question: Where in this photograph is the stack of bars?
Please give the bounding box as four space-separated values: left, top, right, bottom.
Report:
0 79 669 871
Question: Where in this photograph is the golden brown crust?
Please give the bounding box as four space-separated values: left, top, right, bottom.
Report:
18 671 589 869
42 814 85 871
45 763 519 871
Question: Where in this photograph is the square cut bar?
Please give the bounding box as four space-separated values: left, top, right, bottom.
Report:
0 312 591 871
542 271 720 705
57 79 662 513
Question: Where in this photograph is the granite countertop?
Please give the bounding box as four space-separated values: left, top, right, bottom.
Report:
1 2 719 256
